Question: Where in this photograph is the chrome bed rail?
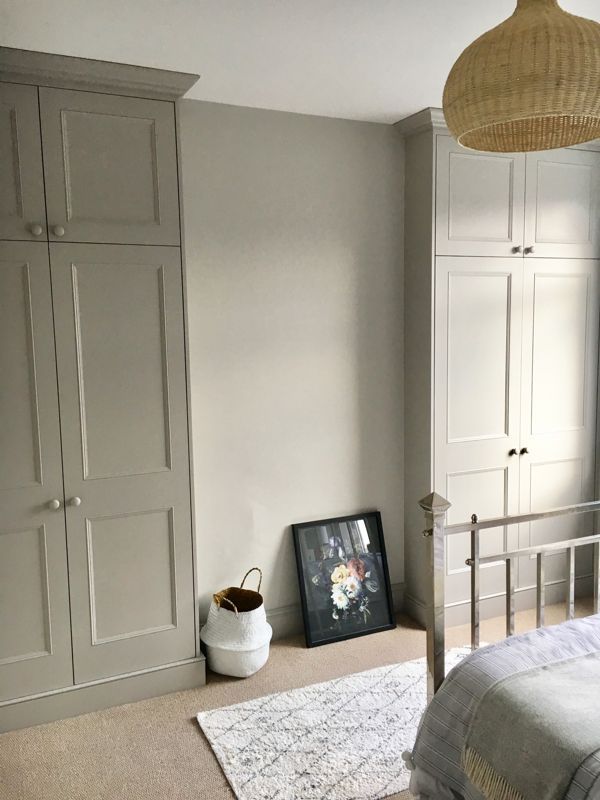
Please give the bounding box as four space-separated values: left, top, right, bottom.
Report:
419 493 600 700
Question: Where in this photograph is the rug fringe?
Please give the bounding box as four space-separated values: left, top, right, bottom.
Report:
462 746 525 800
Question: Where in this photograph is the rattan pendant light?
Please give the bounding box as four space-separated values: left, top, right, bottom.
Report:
443 0 600 152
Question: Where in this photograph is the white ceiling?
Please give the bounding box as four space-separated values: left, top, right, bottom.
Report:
2 0 599 123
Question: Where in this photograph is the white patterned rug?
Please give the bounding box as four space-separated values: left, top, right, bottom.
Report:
197 647 470 800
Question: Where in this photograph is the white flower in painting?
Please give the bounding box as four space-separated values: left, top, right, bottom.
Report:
331 565 350 584
331 584 350 610
343 575 361 599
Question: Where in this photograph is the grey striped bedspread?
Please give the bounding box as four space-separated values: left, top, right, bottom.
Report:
409 614 600 800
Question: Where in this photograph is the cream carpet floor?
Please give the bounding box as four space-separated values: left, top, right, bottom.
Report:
0 603 590 800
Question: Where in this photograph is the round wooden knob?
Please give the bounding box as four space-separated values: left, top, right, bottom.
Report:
69 496 82 507
53 225 66 237
48 499 61 510
30 223 43 237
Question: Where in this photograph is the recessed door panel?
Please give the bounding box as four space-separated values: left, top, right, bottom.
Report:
87 508 176 644
0 242 72 701
71 260 171 479
0 83 47 241
446 469 509 602
536 162 592 244
520 458 587 587
447 272 511 442
0 258 43 489
50 244 194 682
59 111 160 227
525 149 600 258
0 526 51 664
530 273 588 434
39 89 180 246
436 135 525 257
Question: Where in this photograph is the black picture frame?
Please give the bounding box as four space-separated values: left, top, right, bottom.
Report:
292 511 396 647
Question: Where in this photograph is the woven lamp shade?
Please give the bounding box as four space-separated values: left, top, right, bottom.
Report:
443 0 600 152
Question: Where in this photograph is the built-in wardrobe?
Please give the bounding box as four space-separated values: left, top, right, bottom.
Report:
400 109 600 626
0 48 204 731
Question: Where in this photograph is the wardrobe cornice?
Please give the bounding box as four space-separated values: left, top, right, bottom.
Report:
0 46 199 101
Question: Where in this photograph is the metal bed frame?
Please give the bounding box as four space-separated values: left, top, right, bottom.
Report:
420 492 600 699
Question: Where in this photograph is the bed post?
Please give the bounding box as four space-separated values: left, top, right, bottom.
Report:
420 492 451 701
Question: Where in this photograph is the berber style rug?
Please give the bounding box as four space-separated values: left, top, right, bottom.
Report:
197 647 469 800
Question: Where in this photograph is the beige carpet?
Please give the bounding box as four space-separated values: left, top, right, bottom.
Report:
0 603 590 800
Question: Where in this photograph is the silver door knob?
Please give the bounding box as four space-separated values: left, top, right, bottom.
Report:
69 496 82 507
52 225 66 237
30 223 44 237
511 245 523 254
524 246 535 255
48 498 62 510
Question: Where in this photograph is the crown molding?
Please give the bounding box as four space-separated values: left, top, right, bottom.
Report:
395 106 600 151
0 47 199 101
394 107 448 136
569 139 600 152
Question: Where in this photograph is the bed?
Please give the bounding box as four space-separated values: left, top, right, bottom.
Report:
406 493 600 800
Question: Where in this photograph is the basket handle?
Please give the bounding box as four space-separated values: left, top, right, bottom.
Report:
214 593 239 616
240 567 262 593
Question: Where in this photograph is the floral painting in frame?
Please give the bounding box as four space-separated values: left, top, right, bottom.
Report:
292 511 396 647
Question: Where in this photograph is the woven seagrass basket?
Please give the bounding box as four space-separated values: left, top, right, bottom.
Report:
200 568 272 677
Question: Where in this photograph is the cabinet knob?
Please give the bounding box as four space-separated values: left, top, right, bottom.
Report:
30 223 44 237
69 496 82 507
508 448 518 456
520 447 529 455
48 498 62 510
52 225 66 238
512 246 523 254
524 246 535 255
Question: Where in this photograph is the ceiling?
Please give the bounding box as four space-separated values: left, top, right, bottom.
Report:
2 0 599 124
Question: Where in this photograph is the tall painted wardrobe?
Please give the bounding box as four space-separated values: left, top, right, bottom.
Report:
399 109 600 627
0 48 204 732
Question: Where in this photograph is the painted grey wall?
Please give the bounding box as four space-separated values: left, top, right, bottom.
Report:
179 100 404 636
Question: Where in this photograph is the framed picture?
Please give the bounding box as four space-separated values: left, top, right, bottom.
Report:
292 511 396 647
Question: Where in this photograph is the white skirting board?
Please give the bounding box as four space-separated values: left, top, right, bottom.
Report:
0 656 206 733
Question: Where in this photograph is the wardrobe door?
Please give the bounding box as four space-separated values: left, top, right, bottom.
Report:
50 244 195 683
39 89 180 246
436 135 526 257
524 149 600 259
518 258 600 588
434 256 523 607
0 83 47 241
0 242 73 700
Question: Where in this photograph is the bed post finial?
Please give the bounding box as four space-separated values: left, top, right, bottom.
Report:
419 492 451 701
